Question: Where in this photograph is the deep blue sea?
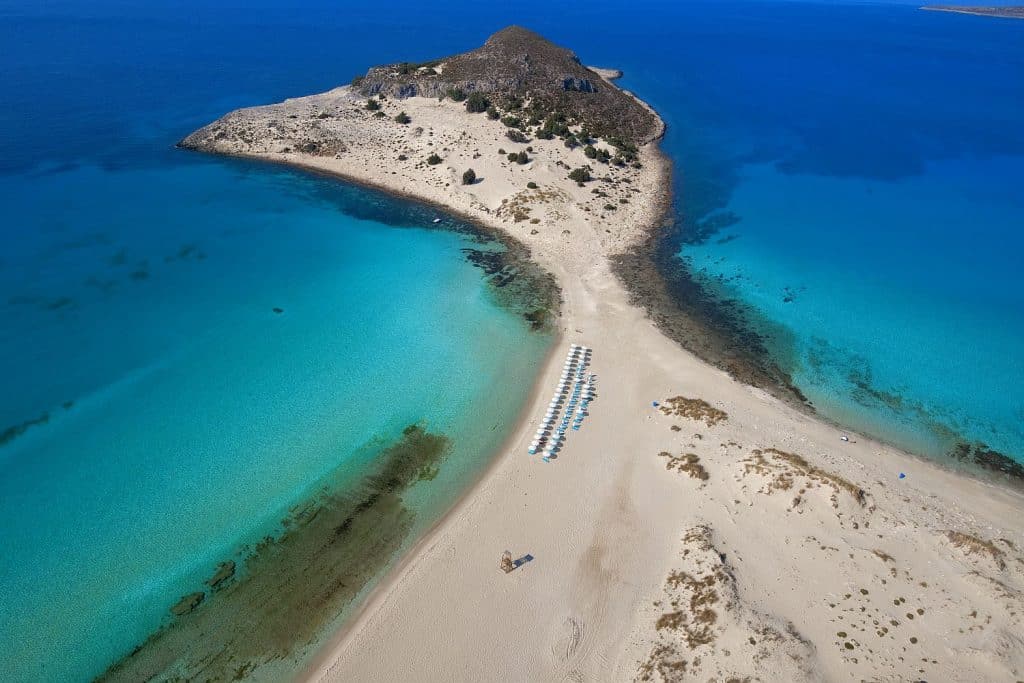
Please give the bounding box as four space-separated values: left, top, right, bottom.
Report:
1 0 1022 680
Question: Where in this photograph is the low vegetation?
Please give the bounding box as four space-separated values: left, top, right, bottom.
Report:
465 91 490 113
568 166 592 183
657 396 728 427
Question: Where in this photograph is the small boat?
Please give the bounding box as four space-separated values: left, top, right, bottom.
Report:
432 217 442 224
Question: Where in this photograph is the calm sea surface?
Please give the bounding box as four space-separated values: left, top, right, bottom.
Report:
1 0 1022 679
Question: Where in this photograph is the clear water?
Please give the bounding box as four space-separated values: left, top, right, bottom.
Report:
596 0 1024 465
2 0 1023 680
0 3 551 681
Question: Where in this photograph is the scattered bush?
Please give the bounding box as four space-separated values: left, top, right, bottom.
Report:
446 87 467 102
365 98 381 111
394 111 411 124
501 115 523 129
351 76 365 87
563 135 579 149
373 111 386 119
527 181 538 189
568 166 592 183
515 150 529 164
502 95 523 111
535 129 555 140
498 148 506 155
486 106 500 120
427 153 443 165
397 154 408 161
506 129 528 144
465 92 490 113
584 145 598 159
462 168 476 184
607 136 639 161
507 152 518 162
604 203 617 211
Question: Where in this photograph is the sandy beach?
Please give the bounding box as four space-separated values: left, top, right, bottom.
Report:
182 68 1024 681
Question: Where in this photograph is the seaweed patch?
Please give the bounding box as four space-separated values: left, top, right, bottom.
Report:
100 424 450 681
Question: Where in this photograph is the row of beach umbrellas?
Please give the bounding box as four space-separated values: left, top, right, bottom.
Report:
529 344 597 461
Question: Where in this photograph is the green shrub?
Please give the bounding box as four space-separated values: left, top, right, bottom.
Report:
486 106 500 120
351 76 365 87
446 87 467 102
373 111 386 119
563 135 579 149
465 92 490 113
584 145 597 159
568 166 592 183
535 129 554 140
604 203 617 211
394 111 411 124
502 95 523 111
365 98 381 111
507 152 518 162
515 151 529 164
501 115 522 129
506 129 528 144
527 181 538 189
462 168 476 184
427 153 443 165
498 148 506 155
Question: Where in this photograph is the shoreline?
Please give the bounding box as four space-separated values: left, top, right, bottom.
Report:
921 6 1024 20
213 146 1024 495
178 58 1024 680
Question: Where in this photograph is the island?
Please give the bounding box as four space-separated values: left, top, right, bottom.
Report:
922 5 1024 18
109 26 1024 683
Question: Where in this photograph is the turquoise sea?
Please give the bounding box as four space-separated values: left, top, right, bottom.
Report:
1 0 1022 680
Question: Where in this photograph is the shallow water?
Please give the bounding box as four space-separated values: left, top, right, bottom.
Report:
600 0 1024 469
0 5 553 679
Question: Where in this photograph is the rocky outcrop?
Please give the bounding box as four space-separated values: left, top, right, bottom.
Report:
354 26 660 145
170 592 204 616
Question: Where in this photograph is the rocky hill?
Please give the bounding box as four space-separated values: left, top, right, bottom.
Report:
353 26 661 146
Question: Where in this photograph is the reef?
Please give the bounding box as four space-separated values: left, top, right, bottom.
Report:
100 424 451 681
950 441 1024 480
0 412 50 447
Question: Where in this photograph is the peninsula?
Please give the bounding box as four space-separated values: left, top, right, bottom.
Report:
922 5 1024 18
154 26 1024 681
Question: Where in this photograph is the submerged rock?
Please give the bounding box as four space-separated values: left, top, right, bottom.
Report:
170 592 205 616
206 561 236 590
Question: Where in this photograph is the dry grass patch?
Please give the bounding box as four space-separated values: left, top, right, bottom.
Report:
658 396 728 426
743 448 867 508
659 451 709 481
944 530 1006 570
495 187 568 223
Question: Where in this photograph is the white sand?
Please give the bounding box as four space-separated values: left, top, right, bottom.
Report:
186 81 1024 681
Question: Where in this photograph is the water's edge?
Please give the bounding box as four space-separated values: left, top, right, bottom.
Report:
91 150 561 681
609 147 1024 487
